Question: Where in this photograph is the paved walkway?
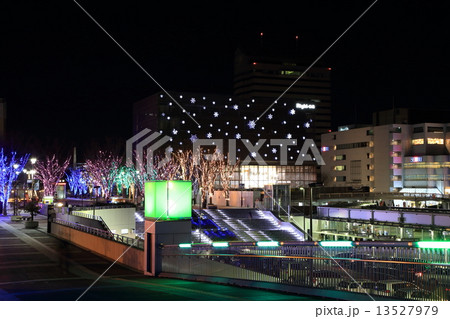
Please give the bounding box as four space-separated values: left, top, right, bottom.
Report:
0 213 321 301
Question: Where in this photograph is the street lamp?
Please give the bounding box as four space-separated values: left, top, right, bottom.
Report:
308 182 324 241
299 187 306 233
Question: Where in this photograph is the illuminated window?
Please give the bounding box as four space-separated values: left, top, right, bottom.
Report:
334 165 346 171
412 138 424 145
427 138 444 145
334 155 346 161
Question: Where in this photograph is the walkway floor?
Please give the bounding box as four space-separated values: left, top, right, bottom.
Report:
0 213 322 301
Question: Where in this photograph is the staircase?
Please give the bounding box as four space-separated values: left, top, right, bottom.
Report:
196 208 305 242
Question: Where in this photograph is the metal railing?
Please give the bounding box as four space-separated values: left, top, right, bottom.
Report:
161 242 450 301
53 218 144 250
70 211 113 233
73 204 136 211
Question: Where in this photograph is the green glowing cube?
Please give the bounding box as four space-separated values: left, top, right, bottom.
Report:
144 181 192 220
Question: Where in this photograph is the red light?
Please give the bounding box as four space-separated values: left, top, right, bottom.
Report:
295 35 299 39
328 129 332 132
328 67 332 71
260 32 263 36
253 62 257 65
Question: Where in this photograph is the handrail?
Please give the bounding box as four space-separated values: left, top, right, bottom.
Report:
72 204 135 211
71 211 113 233
53 218 144 250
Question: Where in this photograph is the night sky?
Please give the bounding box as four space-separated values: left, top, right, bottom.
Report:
1 1 450 157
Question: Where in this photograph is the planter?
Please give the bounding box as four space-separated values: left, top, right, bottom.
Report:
24 220 39 229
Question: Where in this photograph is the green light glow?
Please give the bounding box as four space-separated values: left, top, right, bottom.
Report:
179 243 192 248
144 181 192 220
416 241 450 249
319 241 354 248
212 242 229 247
256 241 279 247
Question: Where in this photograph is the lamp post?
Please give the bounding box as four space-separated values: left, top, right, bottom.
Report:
308 182 324 241
300 187 306 232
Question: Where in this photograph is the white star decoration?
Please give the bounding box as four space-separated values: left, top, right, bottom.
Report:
287 133 292 139
190 98 196 104
190 134 198 143
233 104 239 110
213 112 219 117
172 129 178 135
290 109 296 115
304 122 311 128
206 132 212 138
272 148 277 154
235 133 241 139
267 114 273 120
248 120 256 129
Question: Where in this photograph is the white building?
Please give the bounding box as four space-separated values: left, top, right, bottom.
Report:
321 123 450 195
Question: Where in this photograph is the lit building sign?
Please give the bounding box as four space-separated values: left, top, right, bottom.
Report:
412 138 424 145
295 103 315 110
321 146 329 152
144 181 192 220
410 157 423 163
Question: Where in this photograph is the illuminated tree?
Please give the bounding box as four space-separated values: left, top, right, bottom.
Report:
218 155 240 207
85 151 122 199
0 149 30 215
65 167 88 196
35 155 70 197
195 149 221 208
114 165 137 199
132 152 154 198
154 154 180 180
173 149 197 181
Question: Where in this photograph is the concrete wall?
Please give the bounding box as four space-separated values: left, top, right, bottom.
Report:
50 222 144 272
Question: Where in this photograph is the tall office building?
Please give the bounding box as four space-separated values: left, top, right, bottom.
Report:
233 48 332 141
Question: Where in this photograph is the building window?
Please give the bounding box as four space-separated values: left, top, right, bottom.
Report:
336 142 369 150
334 165 346 171
428 126 444 133
366 129 374 136
334 154 346 161
413 127 424 133
427 138 444 145
412 138 424 145
335 176 346 182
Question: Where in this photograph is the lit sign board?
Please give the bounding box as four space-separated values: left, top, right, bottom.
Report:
144 181 192 220
410 157 423 163
321 146 329 152
296 103 315 110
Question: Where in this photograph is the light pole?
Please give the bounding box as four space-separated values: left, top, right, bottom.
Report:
300 187 306 232
308 182 324 241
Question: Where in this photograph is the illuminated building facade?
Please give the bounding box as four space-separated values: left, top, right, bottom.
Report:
132 91 320 189
321 123 450 195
